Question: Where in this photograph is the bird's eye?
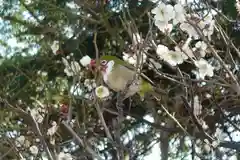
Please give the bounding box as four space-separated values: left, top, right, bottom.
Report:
101 60 107 66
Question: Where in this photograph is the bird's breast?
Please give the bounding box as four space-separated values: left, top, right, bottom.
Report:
105 71 128 92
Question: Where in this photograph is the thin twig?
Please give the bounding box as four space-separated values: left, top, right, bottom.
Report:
30 113 55 160
2 98 54 160
62 121 104 160
0 146 14 159
187 19 240 94
95 102 113 141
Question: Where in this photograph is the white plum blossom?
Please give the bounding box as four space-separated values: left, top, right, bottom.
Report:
157 45 187 66
37 70 48 77
204 144 211 152
161 50 187 66
66 56 70 59
173 3 186 24
84 93 92 100
47 121 58 136
57 152 73 160
51 41 59 54
70 61 81 73
30 108 44 123
70 83 83 96
154 20 173 33
80 55 92 67
180 22 199 39
62 58 81 77
95 86 110 99
84 79 91 87
193 96 202 116
123 53 136 65
62 57 69 66
151 3 176 33
151 3 175 22
84 79 97 91
194 58 214 79
200 14 213 27
156 44 169 57
24 139 30 148
204 21 215 40
201 120 209 130
15 135 25 147
29 145 38 155
180 14 215 40
195 41 207 50
215 128 227 141
212 140 219 148
122 52 147 66
198 14 215 40
194 41 207 57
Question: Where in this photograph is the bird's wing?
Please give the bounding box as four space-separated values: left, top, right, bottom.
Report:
105 65 136 92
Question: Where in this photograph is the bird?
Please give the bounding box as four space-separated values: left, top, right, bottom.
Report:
88 55 167 100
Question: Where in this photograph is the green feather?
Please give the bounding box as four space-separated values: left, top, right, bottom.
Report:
138 80 153 100
100 55 133 68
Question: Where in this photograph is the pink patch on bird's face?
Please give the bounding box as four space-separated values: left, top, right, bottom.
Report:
60 103 68 119
90 59 96 66
89 59 97 71
56 49 63 55
88 59 110 73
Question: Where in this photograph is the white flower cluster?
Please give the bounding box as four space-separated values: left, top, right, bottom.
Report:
193 41 208 57
194 58 214 79
70 78 97 100
15 135 30 148
122 33 148 67
62 57 82 77
156 42 214 79
57 152 73 160
122 51 147 66
180 14 215 40
29 145 39 155
80 55 92 67
150 2 216 79
65 55 100 100
151 3 186 33
193 95 202 116
37 70 48 77
151 1 215 40
156 44 187 66
47 121 58 145
51 41 59 54
62 55 93 77
30 108 45 123
84 79 97 91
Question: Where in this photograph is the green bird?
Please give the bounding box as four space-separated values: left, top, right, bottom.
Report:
89 55 166 100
